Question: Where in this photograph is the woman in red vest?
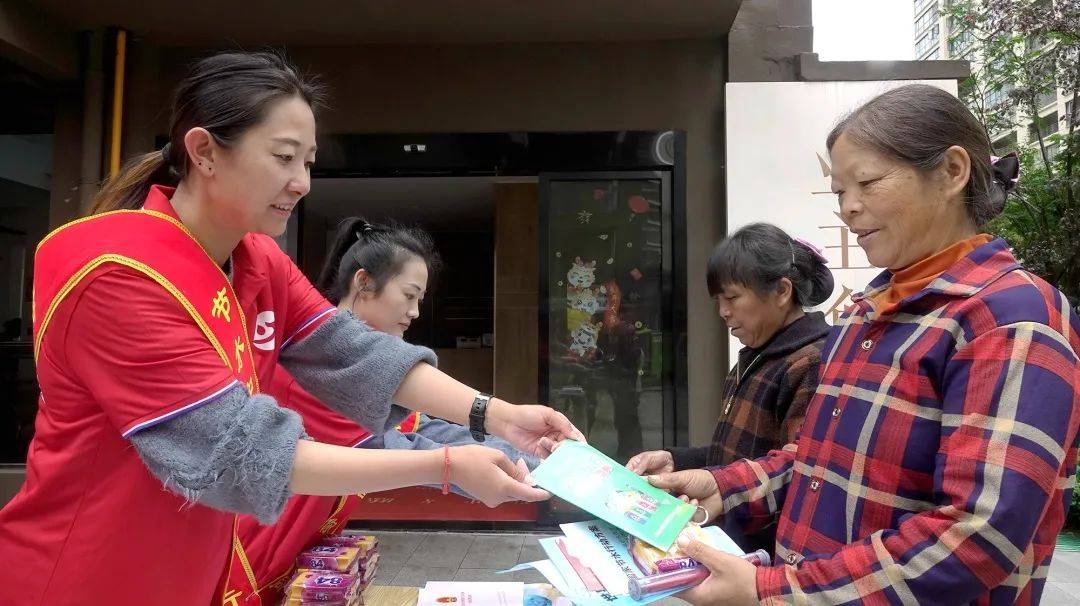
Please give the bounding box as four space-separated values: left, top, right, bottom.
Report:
226 219 539 604
0 51 580 606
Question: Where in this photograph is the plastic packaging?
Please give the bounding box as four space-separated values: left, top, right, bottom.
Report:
627 549 770 600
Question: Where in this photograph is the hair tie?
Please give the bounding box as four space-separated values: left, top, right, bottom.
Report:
792 236 829 264
990 152 1020 193
355 220 376 241
160 142 172 164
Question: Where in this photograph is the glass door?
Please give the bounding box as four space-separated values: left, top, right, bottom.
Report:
540 172 673 464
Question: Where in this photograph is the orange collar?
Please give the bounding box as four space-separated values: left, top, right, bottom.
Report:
871 233 993 315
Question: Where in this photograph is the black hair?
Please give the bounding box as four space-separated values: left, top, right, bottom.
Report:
826 84 1005 229
317 217 442 305
706 223 834 307
92 50 326 214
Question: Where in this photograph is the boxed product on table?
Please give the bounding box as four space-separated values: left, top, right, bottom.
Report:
357 553 379 583
280 596 364 606
296 545 366 574
319 534 378 556
280 597 364 606
281 569 366 604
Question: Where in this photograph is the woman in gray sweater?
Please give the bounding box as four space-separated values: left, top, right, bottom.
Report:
0 51 580 606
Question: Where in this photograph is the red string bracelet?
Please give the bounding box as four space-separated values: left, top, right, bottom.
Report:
442 445 451 495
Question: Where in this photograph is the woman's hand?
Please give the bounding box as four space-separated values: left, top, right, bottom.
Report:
647 469 724 523
484 399 586 458
675 539 759 606
448 445 550 507
626 450 675 475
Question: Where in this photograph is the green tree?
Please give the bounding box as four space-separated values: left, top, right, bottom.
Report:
947 0 1080 310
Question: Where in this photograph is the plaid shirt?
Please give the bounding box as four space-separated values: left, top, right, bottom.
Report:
669 313 829 472
709 238 1080 605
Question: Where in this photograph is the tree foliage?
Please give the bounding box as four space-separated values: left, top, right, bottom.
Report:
948 0 1080 311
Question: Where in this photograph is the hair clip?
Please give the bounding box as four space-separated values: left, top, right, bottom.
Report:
160 142 172 163
990 152 1020 193
792 236 829 264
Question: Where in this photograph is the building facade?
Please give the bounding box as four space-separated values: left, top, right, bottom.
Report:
914 0 1075 156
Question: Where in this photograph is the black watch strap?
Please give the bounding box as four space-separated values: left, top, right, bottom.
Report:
469 393 491 442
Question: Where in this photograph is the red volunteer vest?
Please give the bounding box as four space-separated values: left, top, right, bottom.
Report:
0 198 259 605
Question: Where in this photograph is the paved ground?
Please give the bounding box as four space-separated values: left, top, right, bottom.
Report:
359 529 1080 605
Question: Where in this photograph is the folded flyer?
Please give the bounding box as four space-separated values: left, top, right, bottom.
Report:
531 440 696 550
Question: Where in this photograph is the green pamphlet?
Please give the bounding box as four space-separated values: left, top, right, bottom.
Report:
531 440 695 550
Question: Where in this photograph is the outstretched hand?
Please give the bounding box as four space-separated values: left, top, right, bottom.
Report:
485 399 586 459
448 445 550 507
626 450 675 475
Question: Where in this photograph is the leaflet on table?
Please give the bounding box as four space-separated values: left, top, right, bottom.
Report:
417 582 524 606
530 440 695 550
502 520 740 606
543 525 676 606
503 555 676 606
418 581 570 606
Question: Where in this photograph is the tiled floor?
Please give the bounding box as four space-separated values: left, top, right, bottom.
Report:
360 529 1080 605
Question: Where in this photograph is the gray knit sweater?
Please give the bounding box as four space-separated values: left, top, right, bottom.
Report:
129 310 436 523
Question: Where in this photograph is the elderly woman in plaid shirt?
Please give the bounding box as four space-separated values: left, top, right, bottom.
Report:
650 84 1080 605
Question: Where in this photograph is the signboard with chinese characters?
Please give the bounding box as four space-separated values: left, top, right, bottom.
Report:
724 80 958 360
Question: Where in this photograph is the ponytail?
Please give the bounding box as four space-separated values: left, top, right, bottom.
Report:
317 217 370 302
89 148 177 215
318 216 441 305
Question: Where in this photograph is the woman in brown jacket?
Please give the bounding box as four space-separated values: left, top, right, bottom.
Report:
627 222 833 551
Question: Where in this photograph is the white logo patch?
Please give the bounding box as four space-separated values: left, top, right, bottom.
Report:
253 310 276 351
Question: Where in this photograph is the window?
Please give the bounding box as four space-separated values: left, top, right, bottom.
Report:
915 0 937 16
984 84 1013 109
948 20 973 57
1029 112 1059 139
915 25 940 57
1036 88 1057 109
915 5 939 33
988 55 1007 73
1067 100 1076 127
992 133 1018 155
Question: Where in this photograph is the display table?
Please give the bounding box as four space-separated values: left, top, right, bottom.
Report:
364 585 420 606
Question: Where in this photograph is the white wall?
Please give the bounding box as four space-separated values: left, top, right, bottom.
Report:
725 80 958 361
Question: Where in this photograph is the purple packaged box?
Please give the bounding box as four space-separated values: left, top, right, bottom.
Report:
297 545 362 574
283 570 361 602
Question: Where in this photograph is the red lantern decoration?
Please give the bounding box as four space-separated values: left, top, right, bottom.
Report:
628 195 649 214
